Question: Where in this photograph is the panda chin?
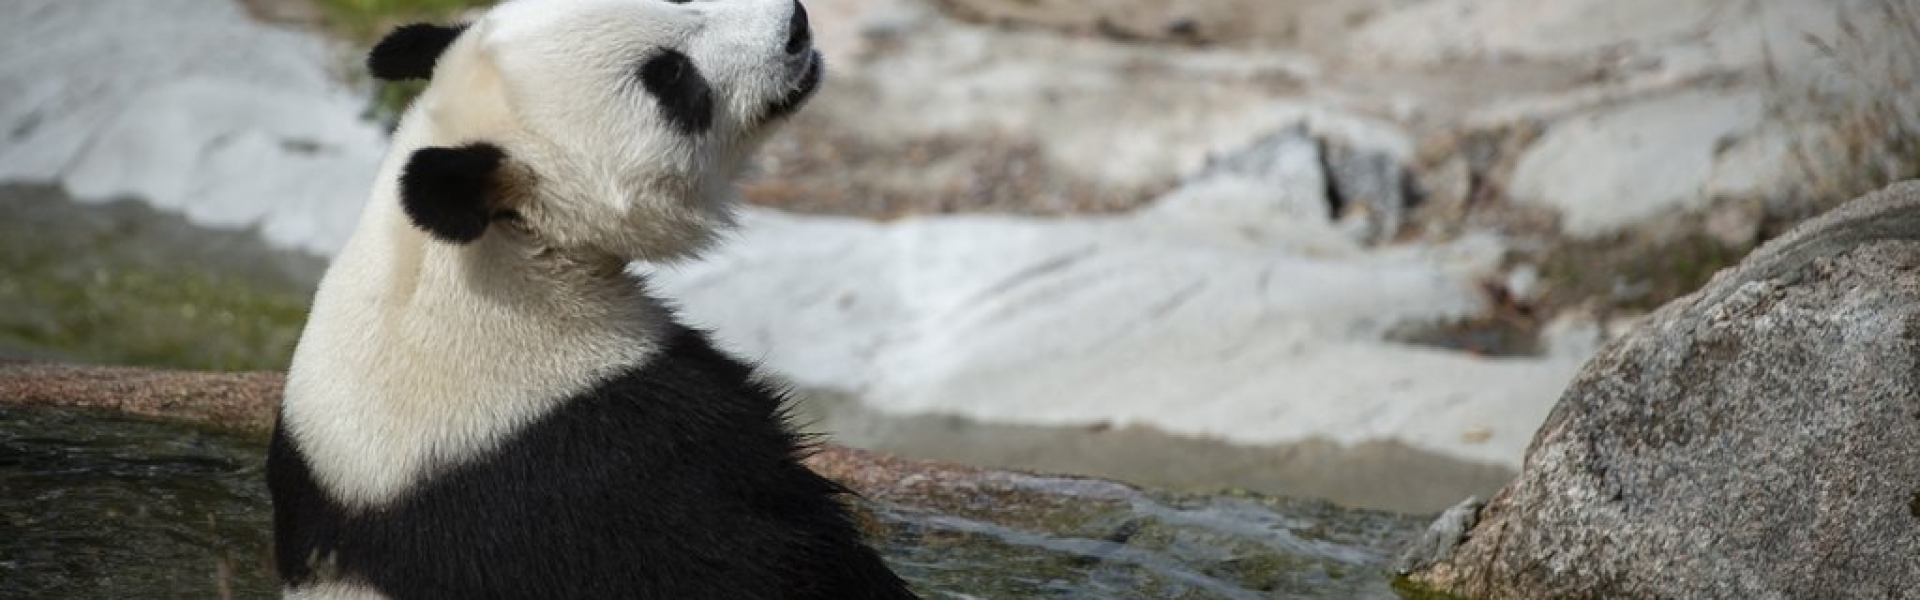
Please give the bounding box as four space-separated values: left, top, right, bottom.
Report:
762 50 822 122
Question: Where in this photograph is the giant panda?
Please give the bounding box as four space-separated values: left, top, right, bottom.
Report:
266 0 919 598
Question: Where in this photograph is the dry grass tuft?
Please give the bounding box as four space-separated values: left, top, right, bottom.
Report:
1770 0 1920 225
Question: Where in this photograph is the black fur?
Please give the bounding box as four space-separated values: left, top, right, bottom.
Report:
638 50 716 135
368 23 466 81
763 54 823 123
399 143 505 244
267 325 920 600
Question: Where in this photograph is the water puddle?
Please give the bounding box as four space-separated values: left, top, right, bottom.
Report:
1 405 1430 599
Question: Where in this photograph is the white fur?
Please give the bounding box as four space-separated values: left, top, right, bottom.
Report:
285 582 389 600
282 0 818 508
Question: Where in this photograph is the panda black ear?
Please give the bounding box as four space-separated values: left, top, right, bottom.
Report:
368 23 466 81
400 143 507 244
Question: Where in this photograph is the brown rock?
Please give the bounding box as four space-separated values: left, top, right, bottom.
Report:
0 363 282 431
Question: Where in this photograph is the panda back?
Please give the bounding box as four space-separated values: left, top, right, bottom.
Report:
269 326 917 600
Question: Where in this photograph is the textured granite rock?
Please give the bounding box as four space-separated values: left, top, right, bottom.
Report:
0 363 282 431
1403 181 1920 598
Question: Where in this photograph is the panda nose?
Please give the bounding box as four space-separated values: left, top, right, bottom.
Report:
784 0 811 55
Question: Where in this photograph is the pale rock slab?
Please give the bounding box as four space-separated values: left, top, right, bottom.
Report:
1509 90 1766 237
0 0 384 255
655 155 1583 467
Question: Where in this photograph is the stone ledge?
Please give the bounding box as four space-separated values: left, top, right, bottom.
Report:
0 362 1054 508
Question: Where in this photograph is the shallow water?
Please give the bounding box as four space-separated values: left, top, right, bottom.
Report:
0 407 277 598
0 405 1430 599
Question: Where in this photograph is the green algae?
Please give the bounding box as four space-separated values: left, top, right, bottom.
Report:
0 184 321 371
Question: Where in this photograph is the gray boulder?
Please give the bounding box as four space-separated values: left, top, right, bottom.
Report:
1403 181 1920 599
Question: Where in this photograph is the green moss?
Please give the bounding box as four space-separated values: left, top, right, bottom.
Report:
0 185 321 371
0 258 309 371
314 0 495 41
1541 231 1747 314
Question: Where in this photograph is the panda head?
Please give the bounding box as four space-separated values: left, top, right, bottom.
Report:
369 0 820 262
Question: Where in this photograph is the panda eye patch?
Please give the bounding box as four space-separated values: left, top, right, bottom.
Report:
637 49 715 135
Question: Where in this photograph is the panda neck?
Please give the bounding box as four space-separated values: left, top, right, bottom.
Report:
282 187 671 507
356 188 665 339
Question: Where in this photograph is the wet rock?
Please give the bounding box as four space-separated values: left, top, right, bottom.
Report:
0 365 1428 600
1404 181 1920 599
1391 496 1482 575
1155 125 1330 223
1322 138 1417 242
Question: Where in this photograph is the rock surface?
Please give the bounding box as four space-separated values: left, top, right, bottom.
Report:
0 0 385 255
652 131 1586 468
0 364 1429 600
0 362 282 431
1404 181 1920 598
6 0 1909 479
1508 90 1767 237
0 361 1047 493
